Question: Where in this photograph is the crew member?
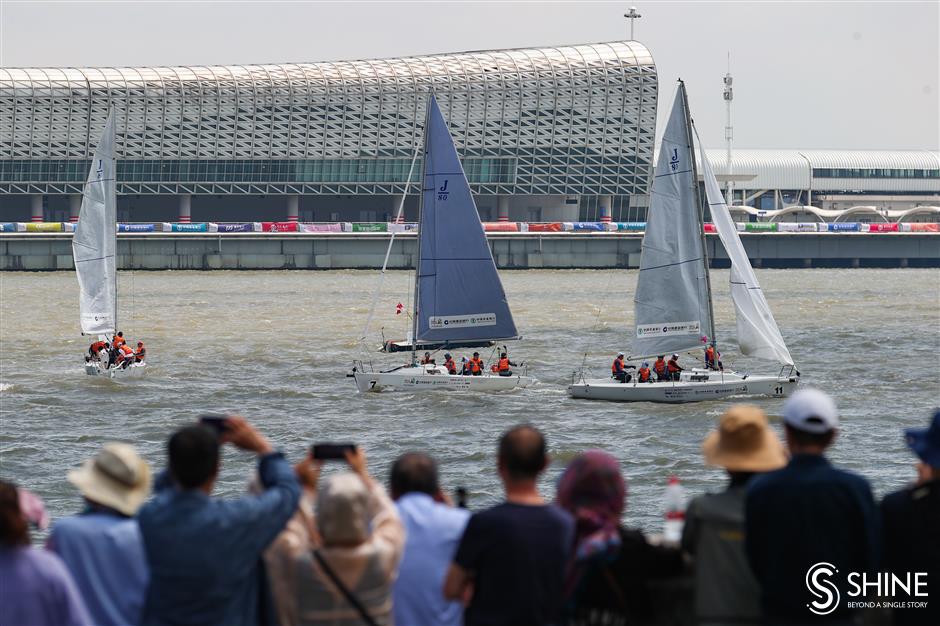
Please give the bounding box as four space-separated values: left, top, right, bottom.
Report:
112 331 126 350
134 341 147 363
638 362 652 382
469 352 484 376
496 352 518 377
653 356 668 381
88 340 108 361
443 353 457 375
667 353 683 381
117 343 136 369
460 357 471 376
611 353 631 383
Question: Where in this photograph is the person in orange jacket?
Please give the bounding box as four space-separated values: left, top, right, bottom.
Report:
653 356 668 381
667 354 683 381
134 341 147 363
117 342 136 369
496 352 518 377
443 353 457 375
611 353 634 383
469 352 484 376
112 331 126 350
637 362 652 383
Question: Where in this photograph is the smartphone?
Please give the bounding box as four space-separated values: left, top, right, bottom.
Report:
455 486 468 509
199 413 229 435
311 443 356 460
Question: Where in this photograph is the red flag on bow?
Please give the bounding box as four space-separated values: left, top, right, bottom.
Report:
395 302 404 315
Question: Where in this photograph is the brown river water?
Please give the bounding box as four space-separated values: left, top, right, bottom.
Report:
1 268 938 532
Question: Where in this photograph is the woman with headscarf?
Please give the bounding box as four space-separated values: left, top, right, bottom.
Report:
264 447 404 626
556 451 684 626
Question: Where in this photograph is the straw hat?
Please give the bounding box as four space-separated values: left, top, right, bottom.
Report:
68 443 152 516
702 405 787 472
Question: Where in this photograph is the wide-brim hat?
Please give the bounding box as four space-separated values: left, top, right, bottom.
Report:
68 443 151 516
906 410 940 467
703 404 787 472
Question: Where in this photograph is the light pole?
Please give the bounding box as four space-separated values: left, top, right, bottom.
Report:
624 6 642 41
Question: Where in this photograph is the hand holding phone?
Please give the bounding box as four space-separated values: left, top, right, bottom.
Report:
199 413 230 435
311 443 356 461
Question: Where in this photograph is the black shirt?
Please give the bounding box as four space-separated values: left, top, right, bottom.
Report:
455 502 574 626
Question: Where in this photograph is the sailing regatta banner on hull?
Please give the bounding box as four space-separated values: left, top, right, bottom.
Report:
429 314 497 330
415 94 518 343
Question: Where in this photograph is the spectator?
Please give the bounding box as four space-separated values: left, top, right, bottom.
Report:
0 480 91 626
265 447 404 626
47 443 151 626
391 452 470 626
138 416 300 626
881 410 940 626
557 450 684 625
745 389 879 623
682 405 787 625
444 424 575 626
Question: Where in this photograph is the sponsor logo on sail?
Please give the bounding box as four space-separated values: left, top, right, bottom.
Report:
429 313 496 329
636 321 700 338
438 179 450 201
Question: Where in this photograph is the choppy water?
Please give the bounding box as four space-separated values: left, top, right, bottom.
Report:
1 269 938 533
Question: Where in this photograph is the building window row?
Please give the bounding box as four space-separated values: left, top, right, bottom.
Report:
812 167 939 179
0 157 517 185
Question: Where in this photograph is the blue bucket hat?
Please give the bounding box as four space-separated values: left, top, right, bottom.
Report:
905 410 940 468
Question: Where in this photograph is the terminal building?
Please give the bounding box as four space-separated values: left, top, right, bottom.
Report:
0 41 658 224
2 41 938 225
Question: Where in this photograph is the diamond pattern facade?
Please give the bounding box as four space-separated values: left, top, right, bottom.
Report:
0 41 657 200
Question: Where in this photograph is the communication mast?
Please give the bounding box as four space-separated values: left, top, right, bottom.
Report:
723 55 734 205
624 7 642 40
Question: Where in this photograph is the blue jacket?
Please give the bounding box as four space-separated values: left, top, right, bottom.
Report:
745 454 880 621
138 452 300 626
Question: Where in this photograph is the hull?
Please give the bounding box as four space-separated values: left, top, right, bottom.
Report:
353 364 532 393
568 369 798 404
84 361 146 378
382 339 495 353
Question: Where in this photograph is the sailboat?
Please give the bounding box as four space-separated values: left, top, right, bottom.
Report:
352 94 532 392
568 81 798 403
73 111 144 377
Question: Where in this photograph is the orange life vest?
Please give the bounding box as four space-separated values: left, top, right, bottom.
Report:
667 358 680 373
135 344 146 359
470 358 483 374
638 367 651 382
90 341 106 353
498 357 510 372
113 336 125 349
611 357 625 374
654 359 666 375
444 358 456 374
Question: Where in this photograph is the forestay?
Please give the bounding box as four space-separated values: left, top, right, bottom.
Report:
698 135 794 366
72 111 117 336
416 95 518 343
632 84 712 358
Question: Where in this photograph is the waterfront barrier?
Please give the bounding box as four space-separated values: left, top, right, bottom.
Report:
4 221 940 237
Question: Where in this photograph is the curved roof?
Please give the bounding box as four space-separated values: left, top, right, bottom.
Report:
698 149 940 193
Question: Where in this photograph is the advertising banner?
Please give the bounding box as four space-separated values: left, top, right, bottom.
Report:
482 222 519 232
215 223 255 233
527 222 564 232
118 223 155 233
261 221 299 232
350 222 387 233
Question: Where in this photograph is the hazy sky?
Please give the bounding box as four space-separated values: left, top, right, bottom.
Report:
2 1 937 150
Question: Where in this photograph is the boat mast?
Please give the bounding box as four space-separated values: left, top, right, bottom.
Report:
681 82 717 350
410 93 432 367
109 110 118 338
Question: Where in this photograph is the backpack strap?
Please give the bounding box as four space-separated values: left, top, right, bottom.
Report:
311 549 379 626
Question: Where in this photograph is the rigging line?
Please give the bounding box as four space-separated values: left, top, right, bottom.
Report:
638 257 702 272
579 266 621 373
358 143 421 355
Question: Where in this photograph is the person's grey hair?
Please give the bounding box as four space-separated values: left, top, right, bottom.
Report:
317 472 370 546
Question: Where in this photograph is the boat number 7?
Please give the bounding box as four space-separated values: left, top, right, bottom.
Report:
370 381 377 389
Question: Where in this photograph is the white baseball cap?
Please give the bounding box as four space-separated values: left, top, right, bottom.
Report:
783 388 839 434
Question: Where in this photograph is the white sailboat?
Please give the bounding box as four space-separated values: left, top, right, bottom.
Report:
73 111 145 378
569 81 798 403
353 94 532 393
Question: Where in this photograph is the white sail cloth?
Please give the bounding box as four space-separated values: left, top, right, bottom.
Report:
699 136 794 366
632 83 712 358
72 112 117 335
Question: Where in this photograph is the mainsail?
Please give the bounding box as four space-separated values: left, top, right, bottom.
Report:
698 135 794 365
73 111 117 336
415 94 518 343
632 83 712 358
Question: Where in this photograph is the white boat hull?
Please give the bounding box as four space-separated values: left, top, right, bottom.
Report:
568 368 798 404
84 361 146 378
353 364 532 393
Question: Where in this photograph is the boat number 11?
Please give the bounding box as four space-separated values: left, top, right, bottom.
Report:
774 386 784 395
